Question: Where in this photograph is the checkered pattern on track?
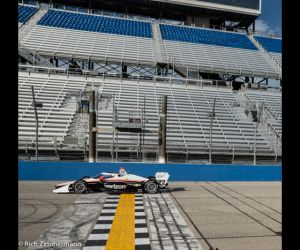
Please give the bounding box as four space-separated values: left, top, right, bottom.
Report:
83 193 151 250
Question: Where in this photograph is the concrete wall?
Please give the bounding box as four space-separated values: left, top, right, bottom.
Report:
19 161 281 181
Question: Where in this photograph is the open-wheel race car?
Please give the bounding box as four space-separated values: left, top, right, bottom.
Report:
53 167 170 194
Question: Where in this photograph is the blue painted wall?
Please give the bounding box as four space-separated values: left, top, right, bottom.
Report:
18 161 282 181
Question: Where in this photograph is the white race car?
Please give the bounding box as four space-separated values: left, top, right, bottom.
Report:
53 167 170 194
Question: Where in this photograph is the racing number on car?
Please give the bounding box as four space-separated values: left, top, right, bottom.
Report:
157 180 165 185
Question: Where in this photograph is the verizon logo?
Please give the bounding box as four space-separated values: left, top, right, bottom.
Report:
104 184 126 189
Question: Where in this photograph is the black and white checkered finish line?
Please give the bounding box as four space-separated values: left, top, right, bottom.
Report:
83 194 151 250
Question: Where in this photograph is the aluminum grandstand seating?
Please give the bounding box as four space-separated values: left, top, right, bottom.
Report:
38 9 152 38
96 80 273 156
254 36 282 66
21 26 156 65
160 25 257 50
18 71 87 148
160 24 280 78
18 70 274 157
19 7 281 77
18 5 38 24
20 8 156 65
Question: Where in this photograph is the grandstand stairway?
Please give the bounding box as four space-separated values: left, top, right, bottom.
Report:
253 36 282 67
233 90 253 121
235 90 281 158
19 7 52 67
19 7 48 42
248 35 281 77
232 105 249 121
151 23 166 63
257 122 281 158
65 112 89 148
19 44 52 67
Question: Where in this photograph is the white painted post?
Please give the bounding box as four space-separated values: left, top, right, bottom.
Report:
275 135 278 161
54 136 57 154
209 98 216 164
254 127 257 165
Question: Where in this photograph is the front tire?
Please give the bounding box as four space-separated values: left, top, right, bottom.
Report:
74 180 87 194
144 180 159 194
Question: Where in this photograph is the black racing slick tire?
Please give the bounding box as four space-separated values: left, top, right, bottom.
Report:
74 180 87 194
144 180 159 194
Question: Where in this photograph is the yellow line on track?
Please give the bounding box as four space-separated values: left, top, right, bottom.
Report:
105 194 135 250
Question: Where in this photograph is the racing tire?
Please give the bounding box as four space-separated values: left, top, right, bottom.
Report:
144 180 159 194
74 180 88 194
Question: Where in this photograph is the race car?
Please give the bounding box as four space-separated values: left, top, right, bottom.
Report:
53 167 170 194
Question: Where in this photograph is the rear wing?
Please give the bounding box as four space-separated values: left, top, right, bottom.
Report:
155 172 170 187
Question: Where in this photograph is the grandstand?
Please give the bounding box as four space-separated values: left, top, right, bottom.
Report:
18 1 281 164
253 36 282 66
18 5 38 24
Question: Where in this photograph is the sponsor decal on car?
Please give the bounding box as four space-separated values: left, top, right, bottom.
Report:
104 184 127 189
131 183 142 187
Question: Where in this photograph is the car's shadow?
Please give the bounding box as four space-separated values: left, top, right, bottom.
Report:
168 187 186 192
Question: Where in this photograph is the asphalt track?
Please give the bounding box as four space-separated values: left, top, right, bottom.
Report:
19 181 281 250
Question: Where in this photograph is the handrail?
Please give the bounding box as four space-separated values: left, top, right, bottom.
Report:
18 63 66 72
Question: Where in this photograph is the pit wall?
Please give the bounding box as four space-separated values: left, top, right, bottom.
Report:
18 161 281 181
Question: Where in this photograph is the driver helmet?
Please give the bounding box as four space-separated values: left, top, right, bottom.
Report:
119 167 127 176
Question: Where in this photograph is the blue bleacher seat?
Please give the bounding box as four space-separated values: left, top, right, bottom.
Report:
37 10 153 38
254 36 282 53
160 24 258 50
18 5 38 24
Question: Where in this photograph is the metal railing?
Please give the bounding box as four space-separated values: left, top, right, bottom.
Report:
19 137 281 164
19 46 52 68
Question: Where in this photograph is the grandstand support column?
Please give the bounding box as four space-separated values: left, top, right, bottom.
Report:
254 102 264 165
209 98 216 164
112 96 116 161
158 95 167 163
88 91 96 162
275 135 278 161
88 61 93 70
31 86 42 161
84 136 87 160
54 136 57 155
121 64 127 78
142 96 146 161
88 0 92 13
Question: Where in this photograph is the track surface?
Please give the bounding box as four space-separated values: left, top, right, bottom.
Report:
19 181 281 250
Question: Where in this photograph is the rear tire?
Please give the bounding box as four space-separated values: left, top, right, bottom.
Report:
144 180 159 194
74 180 87 194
